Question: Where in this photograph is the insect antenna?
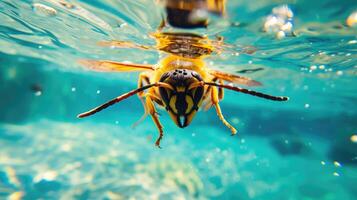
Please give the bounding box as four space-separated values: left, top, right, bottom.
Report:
77 82 173 118
189 81 289 101
204 82 289 101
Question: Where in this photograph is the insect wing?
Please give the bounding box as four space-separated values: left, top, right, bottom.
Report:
78 60 155 72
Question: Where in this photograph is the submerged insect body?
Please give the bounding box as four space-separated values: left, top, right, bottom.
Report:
78 32 288 148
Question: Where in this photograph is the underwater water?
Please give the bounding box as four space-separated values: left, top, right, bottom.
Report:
0 0 357 199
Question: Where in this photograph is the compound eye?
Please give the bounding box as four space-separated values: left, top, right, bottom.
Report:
159 72 171 82
189 86 203 108
159 87 172 108
191 71 203 81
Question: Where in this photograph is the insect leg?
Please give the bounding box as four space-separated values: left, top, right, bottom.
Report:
203 78 223 110
132 73 152 128
211 86 237 135
137 73 151 97
145 93 164 148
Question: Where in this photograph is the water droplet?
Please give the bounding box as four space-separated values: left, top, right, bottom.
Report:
34 170 58 182
35 91 42 96
119 23 127 28
276 31 286 39
346 11 357 27
304 103 310 108
231 117 240 124
333 172 340 177
309 65 317 71
321 161 326 165
96 90 101 94
336 71 343 76
61 143 72 152
71 87 76 92
334 161 342 167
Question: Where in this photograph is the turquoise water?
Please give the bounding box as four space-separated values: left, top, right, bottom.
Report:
0 0 357 199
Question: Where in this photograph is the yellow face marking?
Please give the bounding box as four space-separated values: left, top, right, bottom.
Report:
185 95 194 114
176 86 186 92
191 88 197 97
185 110 197 126
169 95 178 114
168 110 179 127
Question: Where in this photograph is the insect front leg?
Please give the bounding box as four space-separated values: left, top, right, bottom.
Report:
203 78 223 110
137 73 151 97
211 86 237 135
132 73 152 128
145 93 164 148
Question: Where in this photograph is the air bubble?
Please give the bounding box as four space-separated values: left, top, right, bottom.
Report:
309 65 317 71
35 91 42 96
334 161 342 167
276 31 286 39
346 11 357 27
351 135 357 143
336 71 343 76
